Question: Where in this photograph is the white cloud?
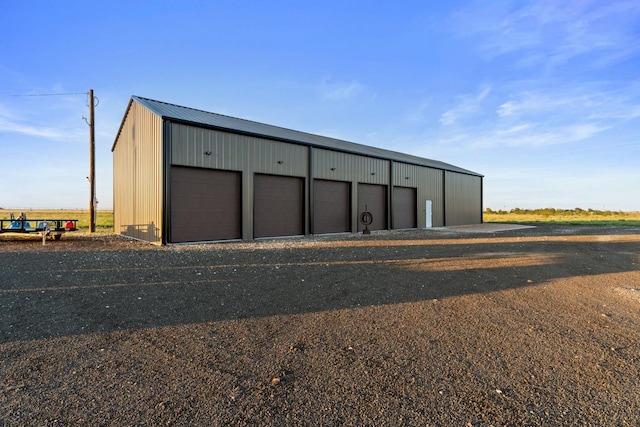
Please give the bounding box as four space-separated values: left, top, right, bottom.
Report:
405 99 432 123
496 84 640 120
440 85 491 125
495 124 533 136
496 91 582 118
319 79 366 100
588 101 640 121
449 1 640 68
0 103 16 119
0 98 88 143
472 82 638 148
0 115 66 139
443 122 610 149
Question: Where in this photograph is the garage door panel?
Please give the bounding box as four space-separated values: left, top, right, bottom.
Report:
171 167 241 242
314 179 350 234
357 183 387 231
254 174 304 238
393 186 417 229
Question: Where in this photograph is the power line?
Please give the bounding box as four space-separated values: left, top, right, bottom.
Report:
6 92 88 97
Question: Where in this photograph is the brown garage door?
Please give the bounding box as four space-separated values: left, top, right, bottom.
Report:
170 166 241 243
393 186 417 229
357 183 387 231
314 179 350 234
254 174 304 238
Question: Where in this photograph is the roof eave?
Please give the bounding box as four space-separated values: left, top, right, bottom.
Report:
123 95 483 177
110 97 136 152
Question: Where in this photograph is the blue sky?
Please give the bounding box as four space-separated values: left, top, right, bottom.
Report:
1 1 639 211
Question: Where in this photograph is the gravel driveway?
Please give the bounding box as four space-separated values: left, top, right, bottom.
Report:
1 225 640 426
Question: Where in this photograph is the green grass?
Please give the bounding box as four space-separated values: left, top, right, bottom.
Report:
3 208 639 232
484 208 640 227
0 209 114 232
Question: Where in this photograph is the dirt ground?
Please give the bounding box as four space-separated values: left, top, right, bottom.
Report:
1 225 639 426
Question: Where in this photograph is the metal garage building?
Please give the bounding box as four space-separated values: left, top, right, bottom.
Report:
112 96 483 244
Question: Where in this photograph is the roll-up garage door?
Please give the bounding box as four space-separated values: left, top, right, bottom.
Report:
254 174 304 238
313 179 350 234
357 183 387 231
170 166 241 243
393 186 417 229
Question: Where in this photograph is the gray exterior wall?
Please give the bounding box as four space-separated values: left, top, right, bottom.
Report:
393 162 444 227
171 124 309 240
312 148 389 232
112 97 483 244
112 101 164 244
445 171 483 226
312 148 390 183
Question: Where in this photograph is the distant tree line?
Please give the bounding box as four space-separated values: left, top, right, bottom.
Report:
484 207 627 216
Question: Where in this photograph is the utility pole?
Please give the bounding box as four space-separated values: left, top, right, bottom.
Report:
89 89 96 233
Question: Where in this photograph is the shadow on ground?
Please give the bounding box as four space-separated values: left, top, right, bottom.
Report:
1 225 639 343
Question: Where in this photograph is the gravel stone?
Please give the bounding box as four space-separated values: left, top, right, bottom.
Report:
1 225 640 426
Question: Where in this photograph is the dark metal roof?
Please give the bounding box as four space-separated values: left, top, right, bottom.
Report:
117 95 482 176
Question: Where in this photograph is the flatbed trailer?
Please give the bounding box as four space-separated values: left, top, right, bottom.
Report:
0 218 78 240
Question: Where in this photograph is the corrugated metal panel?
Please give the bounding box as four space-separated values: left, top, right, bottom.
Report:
393 162 420 187
171 124 308 176
313 148 389 184
112 97 483 245
393 163 444 227
445 171 482 226
124 96 481 177
112 101 164 243
169 123 308 239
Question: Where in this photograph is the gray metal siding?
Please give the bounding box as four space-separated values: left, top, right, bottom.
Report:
312 148 389 184
393 162 444 227
112 97 483 244
112 101 164 244
313 149 390 231
128 96 482 177
170 123 309 239
445 171 482 226
171 124 308 176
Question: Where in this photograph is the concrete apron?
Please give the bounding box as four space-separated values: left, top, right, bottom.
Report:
442 223 536 233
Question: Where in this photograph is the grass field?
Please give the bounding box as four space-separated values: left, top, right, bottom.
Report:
0 209 114 232
484 208 640 226
2 208 640 233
